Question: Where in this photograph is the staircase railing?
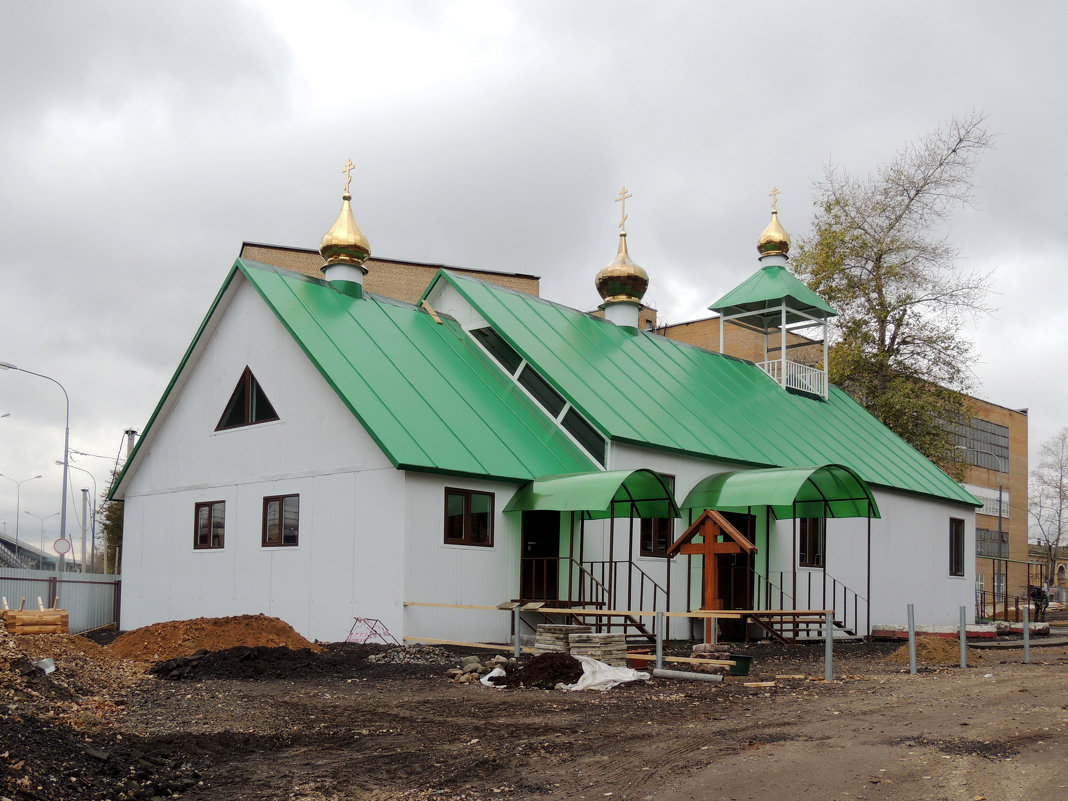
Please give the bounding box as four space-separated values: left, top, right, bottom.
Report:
520 556 666 638
753 569 868 637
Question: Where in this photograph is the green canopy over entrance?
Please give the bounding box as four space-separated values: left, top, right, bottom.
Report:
504 469 679 520
679 464 880 519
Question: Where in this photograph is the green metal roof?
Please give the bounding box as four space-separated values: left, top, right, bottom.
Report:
242 261 599 480
429 271 978 508
679 464 880 519
112 261 597 497
709 264 837 326
503 469 679 520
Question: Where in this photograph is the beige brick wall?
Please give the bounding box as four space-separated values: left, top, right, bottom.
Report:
239 243 539 304
962 396 1030 602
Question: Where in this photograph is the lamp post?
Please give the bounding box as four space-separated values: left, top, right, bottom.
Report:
60 461 97 572
0 473 43 563
23 510 59 569
0 362 70 579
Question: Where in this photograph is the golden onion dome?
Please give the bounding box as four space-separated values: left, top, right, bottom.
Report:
596 232 649 304
320 189 371 272
757 209 790 257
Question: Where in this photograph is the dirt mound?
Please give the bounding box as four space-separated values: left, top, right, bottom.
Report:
109 614 321 661
490 652 584 689
885 637 984 665
150 643 379 681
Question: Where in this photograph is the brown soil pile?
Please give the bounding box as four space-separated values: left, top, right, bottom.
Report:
109 614 321 661
490 652 584 689
885 636 984 665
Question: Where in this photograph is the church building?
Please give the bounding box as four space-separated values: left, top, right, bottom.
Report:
110 170 980 644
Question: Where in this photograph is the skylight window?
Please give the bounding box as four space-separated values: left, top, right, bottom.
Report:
469 326 606 466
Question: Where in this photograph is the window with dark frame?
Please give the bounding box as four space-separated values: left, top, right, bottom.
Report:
194 501 225 549
798 517 825 568
216 366 279 431
949 517 966 576
640 474 675 557
262 494 299 547
444 488 494 547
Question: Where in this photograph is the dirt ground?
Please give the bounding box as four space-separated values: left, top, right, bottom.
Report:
2 616 1067 801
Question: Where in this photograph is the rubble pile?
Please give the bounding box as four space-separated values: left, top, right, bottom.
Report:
368 643 455 665
445 653 518 684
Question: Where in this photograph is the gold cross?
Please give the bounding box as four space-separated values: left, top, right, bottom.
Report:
769 186 781 212
615 186 632 232
342 159 355 194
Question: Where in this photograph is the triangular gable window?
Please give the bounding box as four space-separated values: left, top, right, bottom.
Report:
216 367 279 431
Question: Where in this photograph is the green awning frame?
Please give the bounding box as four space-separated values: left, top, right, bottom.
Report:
504 469 680 520
679 464 880 519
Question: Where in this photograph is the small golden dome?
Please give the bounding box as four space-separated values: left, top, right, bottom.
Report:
320 190 371 272
757 209 790 257
596 233 649 304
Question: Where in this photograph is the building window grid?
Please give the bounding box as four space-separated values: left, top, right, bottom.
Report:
640 474 675 557
444 488 494 547
194 501 225 550
975 527 1008 559
949 518 966 577
798 518 825 568
262 494 299 547
947 416 1009 473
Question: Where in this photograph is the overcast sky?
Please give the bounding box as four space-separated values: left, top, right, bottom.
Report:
1 1 1064 550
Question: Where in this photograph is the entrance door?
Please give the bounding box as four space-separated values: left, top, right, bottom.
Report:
521 510 560 601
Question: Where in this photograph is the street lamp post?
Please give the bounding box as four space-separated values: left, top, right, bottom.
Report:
0 362 71 579
0 473 43 564
23 510 59 569
61 461 97 572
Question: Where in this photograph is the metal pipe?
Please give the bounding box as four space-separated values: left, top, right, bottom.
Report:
655 610 664 670
959 606 967 668
824 610 833 682
1023 605 1031 664
651 668 723 683
907 604 917 675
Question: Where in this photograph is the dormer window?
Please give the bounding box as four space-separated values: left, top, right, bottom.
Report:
216 367 279 431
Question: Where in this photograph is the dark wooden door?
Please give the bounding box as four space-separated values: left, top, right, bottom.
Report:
521 510 560 600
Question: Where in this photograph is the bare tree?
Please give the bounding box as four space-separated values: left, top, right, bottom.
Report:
793 112 994 476
1030 428 1068 585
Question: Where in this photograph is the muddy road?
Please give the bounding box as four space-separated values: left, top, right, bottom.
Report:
3 629 1067 801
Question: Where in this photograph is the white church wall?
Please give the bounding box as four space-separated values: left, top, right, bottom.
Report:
765 489 975 629
120 277 407 642
402 472 523 645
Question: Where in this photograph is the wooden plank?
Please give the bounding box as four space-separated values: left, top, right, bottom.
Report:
403 602 503 611
663 655 735 666
11 625 68 635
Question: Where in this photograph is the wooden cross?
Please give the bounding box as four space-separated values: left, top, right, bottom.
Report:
342 159 355 194
769 186 781 212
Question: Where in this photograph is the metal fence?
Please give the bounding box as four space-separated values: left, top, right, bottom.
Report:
0 569 121 634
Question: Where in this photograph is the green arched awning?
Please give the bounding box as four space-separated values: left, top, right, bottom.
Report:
679 464 880 519
504 469 680 520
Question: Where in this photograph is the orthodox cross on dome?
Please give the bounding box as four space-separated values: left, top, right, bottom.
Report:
769 186 781 212
341 159 356 195
615 186 633 233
